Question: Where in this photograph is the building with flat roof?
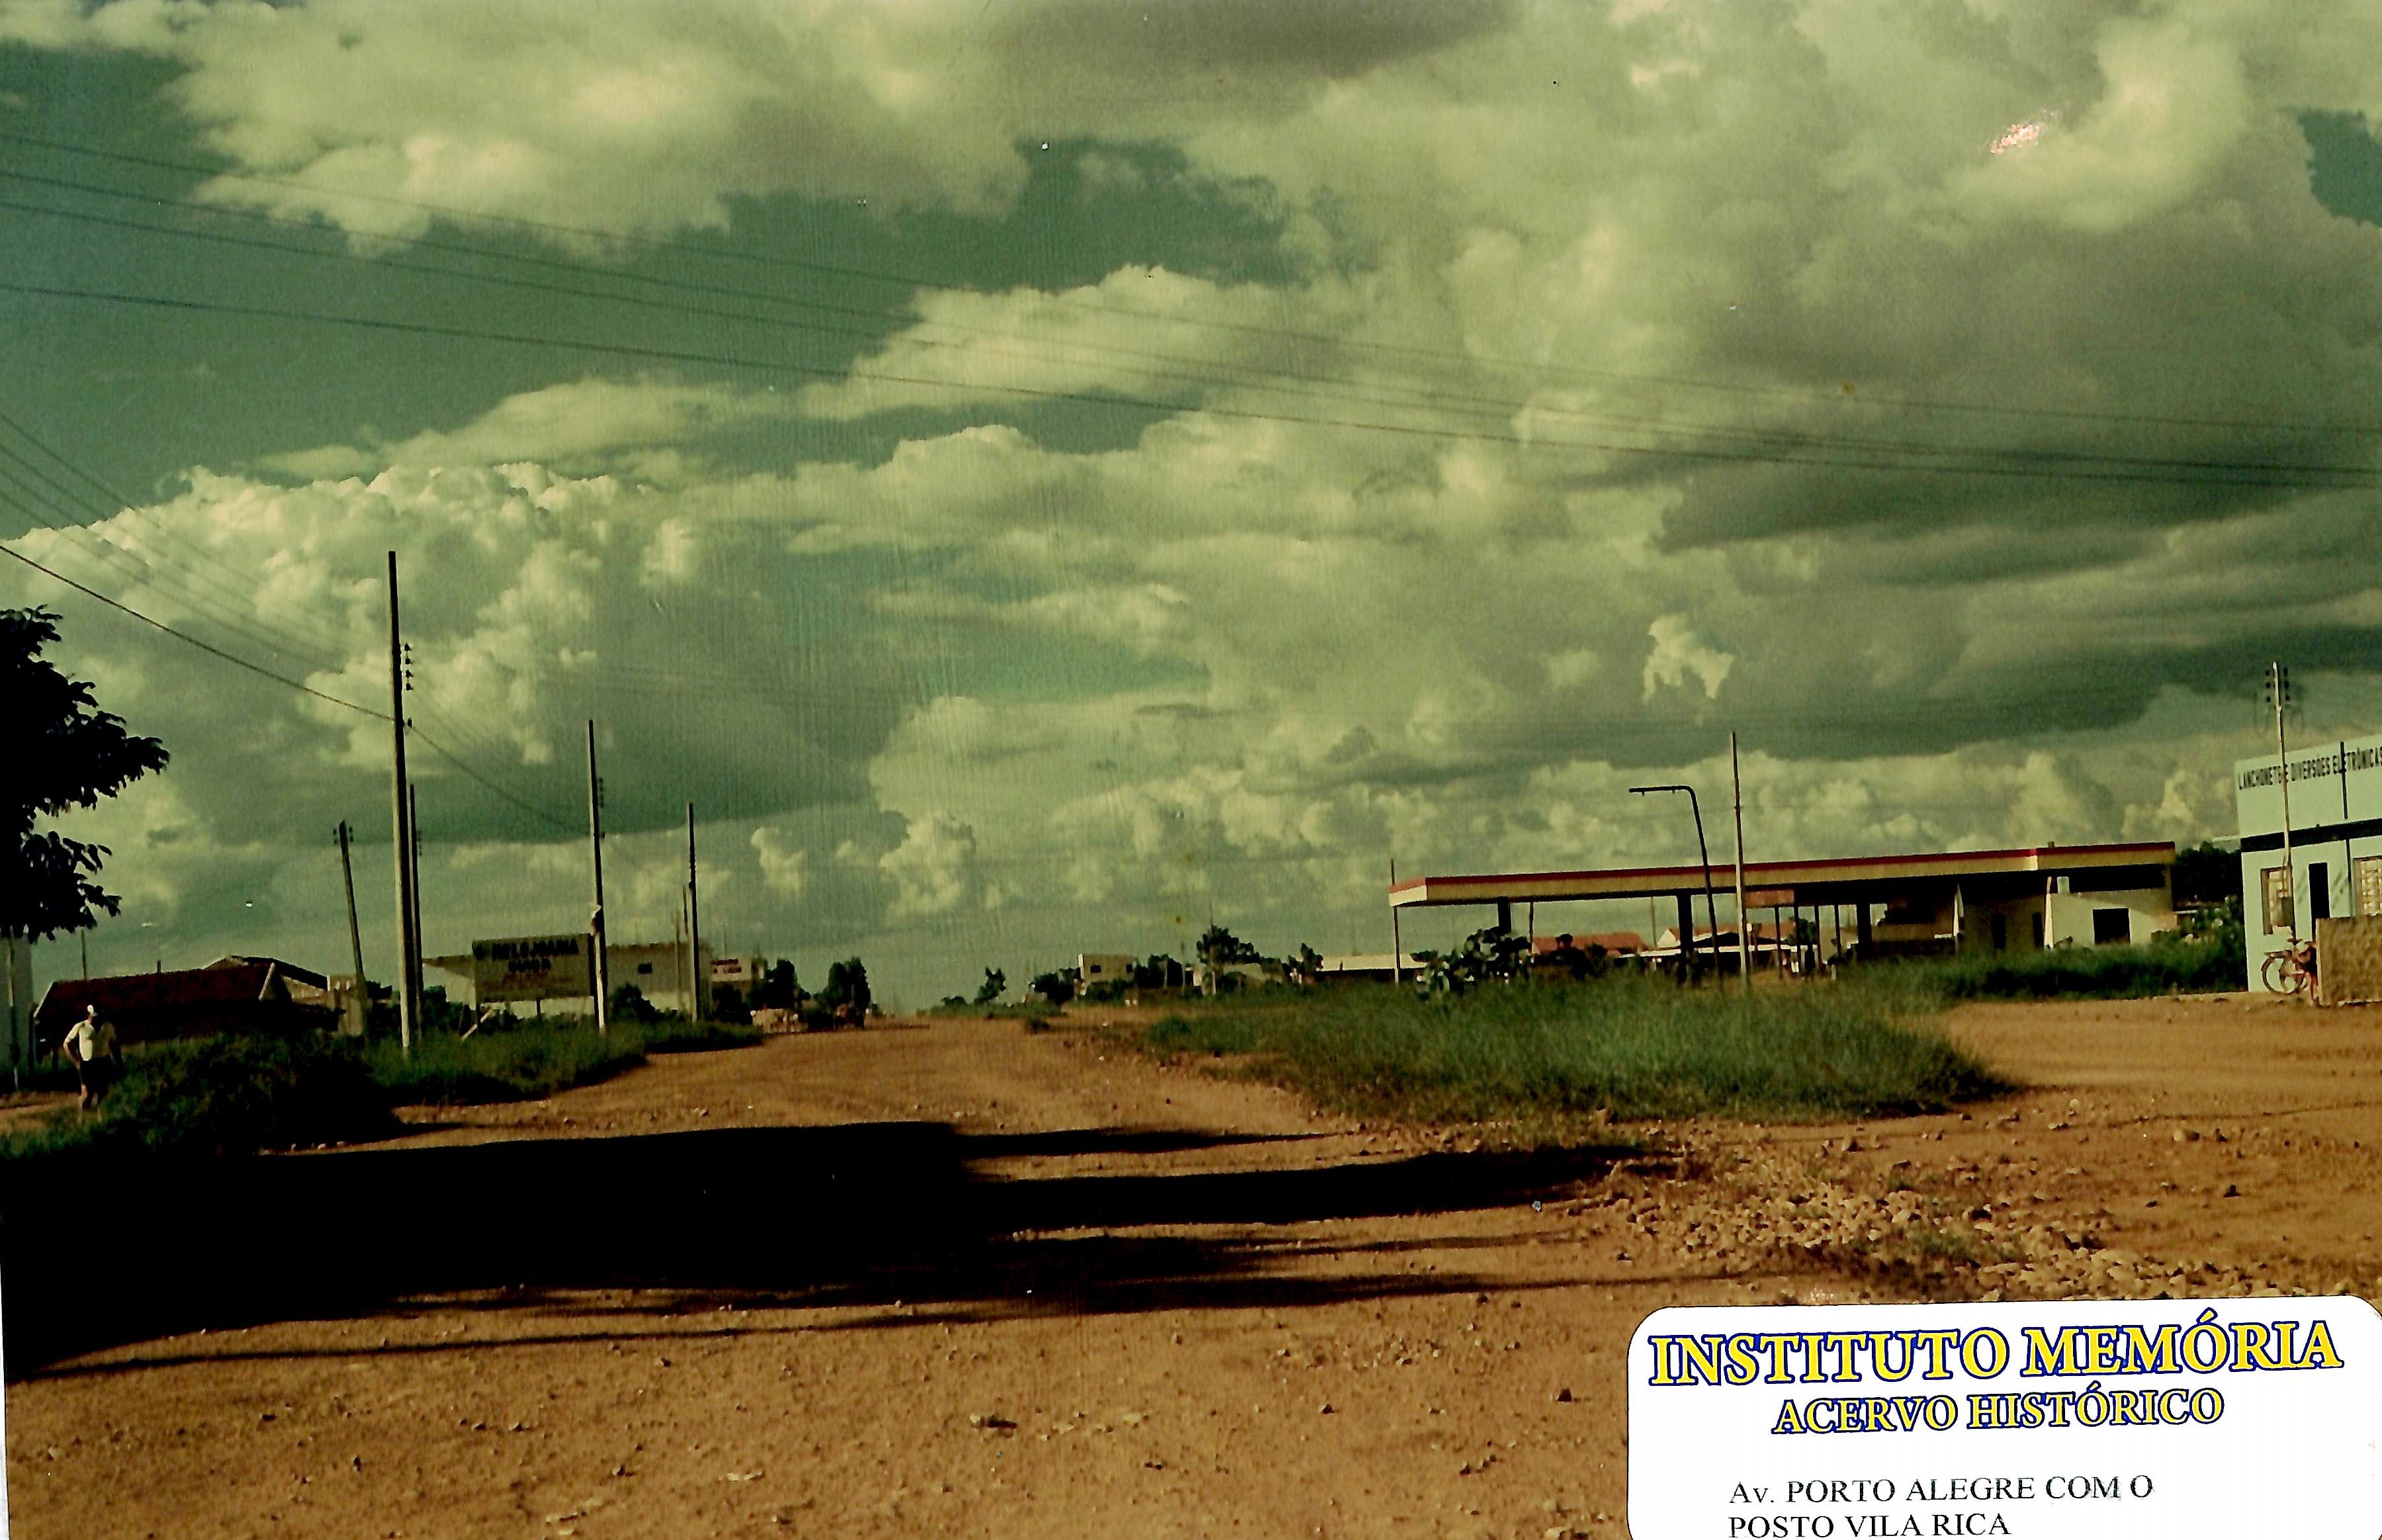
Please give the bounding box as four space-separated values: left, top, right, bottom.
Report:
1390 841 2177 964
2235 730 2382 991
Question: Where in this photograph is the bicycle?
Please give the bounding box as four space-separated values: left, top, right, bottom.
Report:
2262 937 2317 997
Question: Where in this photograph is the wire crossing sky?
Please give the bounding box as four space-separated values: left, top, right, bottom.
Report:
7 1 2382 1002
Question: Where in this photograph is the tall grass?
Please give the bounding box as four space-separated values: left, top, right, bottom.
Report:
1140 974 2004 1123
1852 931 2245 1003
366 1013 761 1105
2 1031 398 1163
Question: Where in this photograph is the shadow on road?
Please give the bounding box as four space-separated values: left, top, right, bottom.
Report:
2 1123 1634 1375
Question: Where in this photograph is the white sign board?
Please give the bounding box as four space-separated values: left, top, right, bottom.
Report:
1630 1299 2382 1540
471 933 594 1003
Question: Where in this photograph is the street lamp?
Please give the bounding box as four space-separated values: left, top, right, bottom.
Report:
1630 784 1720 981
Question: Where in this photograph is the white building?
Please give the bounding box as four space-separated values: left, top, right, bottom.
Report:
2236 731 2382 990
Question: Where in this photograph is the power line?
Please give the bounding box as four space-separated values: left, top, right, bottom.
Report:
6 126 2377 446
1 502 581 834
0 413 582 814
5 276 2375 493
9 183 2376 488
0 535 380 716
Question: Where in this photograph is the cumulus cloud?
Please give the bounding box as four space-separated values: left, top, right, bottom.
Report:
1641 615 1733 703
20 0 2382 1003
878 812 979 920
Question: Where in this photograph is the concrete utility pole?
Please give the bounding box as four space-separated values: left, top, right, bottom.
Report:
586 719 610 1036
685 802 703 1021
408 781 425 1003
1731 730 1751 988
335 820 369 1037
1389 857 1403 986
385 552 419 1054
2270 661 2297 941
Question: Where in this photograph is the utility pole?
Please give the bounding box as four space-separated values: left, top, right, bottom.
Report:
408 781 425 1007
385 552 419 1054
1389 856 1403 985
685 802 703 1021
1731 730 1751 988
335 821 369 1037
2270 662 2297 941
586 719 610 1035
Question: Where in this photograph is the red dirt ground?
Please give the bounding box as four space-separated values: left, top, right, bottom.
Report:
7 993 2378 1539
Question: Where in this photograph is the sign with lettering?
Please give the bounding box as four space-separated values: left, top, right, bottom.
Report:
1629 1299 2382 1539
470 933 594 1002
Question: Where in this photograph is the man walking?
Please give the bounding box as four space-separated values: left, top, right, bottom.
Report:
62 1002 120 1111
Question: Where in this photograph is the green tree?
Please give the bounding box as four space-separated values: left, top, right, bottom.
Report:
973 966 1006 1004
1029 969 1075 1006
752 960 801 1009
820 957 871 1014
2 607 169 941
1196 924 1260 969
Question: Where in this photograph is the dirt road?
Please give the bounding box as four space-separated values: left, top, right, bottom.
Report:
9 995 2380 1539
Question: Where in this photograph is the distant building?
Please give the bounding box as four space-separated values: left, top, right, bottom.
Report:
1392 842 2178 966
2236 730 2382 990
1077 954 1136 989
709 955 765 994
35 957 339 1048
425 939 713 1015
1313 953 1423 983
1534 932 1645 958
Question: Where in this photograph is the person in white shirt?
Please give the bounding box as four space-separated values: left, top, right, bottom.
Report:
62 1004 121 1110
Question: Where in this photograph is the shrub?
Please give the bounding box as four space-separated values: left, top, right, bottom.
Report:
7 1029 397 1161
1139 974 2003 1124
1859 931 2245 1002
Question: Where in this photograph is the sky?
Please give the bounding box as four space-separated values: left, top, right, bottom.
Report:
8 0 2382 1006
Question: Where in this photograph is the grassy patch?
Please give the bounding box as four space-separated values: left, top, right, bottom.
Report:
1855 933 2245 1002
1138 976 2004 1124
367 1014 759 1105
3 1031 398 1162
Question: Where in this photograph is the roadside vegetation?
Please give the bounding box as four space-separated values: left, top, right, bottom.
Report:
1 1030 396 1164
365 1012 760 1105
1849 906 2245 1003
1 1008 762 1166
1137 974 2004 1125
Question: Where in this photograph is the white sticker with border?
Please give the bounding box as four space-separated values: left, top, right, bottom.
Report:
1628 1297 2382 1539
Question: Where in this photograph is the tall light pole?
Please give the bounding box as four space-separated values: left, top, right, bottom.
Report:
1730 730 1751 988
2270 662 2297 942
1630 783 1719 980
586 719 610 1036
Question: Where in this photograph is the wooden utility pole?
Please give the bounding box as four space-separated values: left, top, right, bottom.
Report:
1731 730 1751 988
685 802 703 1021
586 719 610 1035
385 552 419 1053
1389 857 1403 985
335 820 369 1036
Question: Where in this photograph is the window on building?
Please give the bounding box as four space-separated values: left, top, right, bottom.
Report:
1990 913 2008 951
2310 862 2332 923
2092 908 2130 946
2358 856 2382 918
2263 866 2295 934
